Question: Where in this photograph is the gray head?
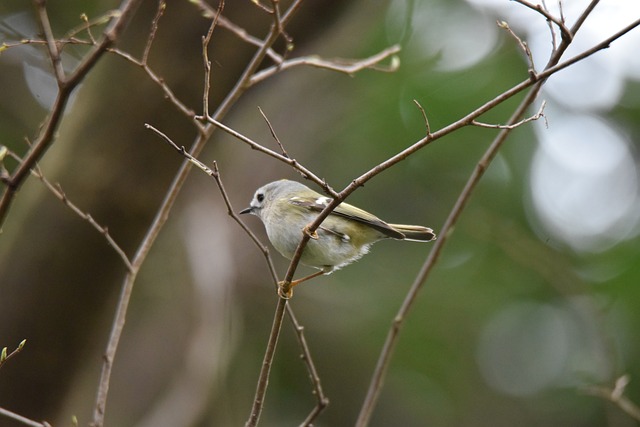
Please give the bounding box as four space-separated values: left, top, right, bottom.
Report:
239 179 309 219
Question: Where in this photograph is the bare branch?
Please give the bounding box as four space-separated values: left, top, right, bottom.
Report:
145 124 218 178
202 1 224 119
472 100 547 129
142 0 166 65
583 376 640 421
63 10 121 42
0 406 50 427
0 339 26 370
245 297 288 427
258 107 290 157
412 99 432 138
250 45 401 85
3 145 133 269
497 20 536 75
541 0 558 51
289 315 330 426
515 0 573 43
34 0 66 83
190 0 283 63
30 165 133 271
200 115 337 196
109 48 200 127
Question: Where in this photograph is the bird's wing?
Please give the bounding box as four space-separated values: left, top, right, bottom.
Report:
288 195 405 239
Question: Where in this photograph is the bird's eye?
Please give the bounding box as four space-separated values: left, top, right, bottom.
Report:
257 193 265 203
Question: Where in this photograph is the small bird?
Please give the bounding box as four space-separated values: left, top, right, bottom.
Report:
240 179 436 297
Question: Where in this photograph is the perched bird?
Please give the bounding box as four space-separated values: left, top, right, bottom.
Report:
240 179 436 297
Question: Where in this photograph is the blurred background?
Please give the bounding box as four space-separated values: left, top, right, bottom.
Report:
1 0 639 426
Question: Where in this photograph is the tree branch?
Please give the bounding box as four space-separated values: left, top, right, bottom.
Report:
0 407 50 427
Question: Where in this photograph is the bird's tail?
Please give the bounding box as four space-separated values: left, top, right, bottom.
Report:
389 224 436 242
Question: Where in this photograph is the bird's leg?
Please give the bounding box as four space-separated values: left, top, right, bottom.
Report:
278 270 325 299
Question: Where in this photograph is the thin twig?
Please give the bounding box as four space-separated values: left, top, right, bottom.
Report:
289 314 330 426
201 116 335 196
109 48 200 127
245 297 288 427
142 0 165 65
258 107 290 157
0 339 26 370
583 376 640 421
34 0 66 83
514 0 573 43
472 100 547 129
0 38 92 52
250 45 401 85
80 13 97 44
270 0 293 48
541 0 558 51
355 1 607 425
4 146 133 269
30 165 133 271
145 124 218 178
412 99 432 138
63 10 121 42
190 0 283 63
202 1 224 119
497 20 536 74
0 407 50 427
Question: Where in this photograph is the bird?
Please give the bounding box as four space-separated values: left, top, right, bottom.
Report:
240 179 436 297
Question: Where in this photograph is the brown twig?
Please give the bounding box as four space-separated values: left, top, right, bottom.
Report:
269 0 293 49
246 297 288 427
412 99 432 138
250 45 401 85
190 0 283 63
142 0 165 64
30 165 133 271
0 407 50 427
583 375 640 421
0 339 26 370
515 0 573 43
63 10 121 42
34 0 65 83
258 107 290 157
290 313 330 426
201 1 223 119
109 48 200 126
472 100 547 129
201 115 336 196
497 20 536 75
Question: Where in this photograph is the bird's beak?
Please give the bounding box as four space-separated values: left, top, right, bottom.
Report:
239 206 253 215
